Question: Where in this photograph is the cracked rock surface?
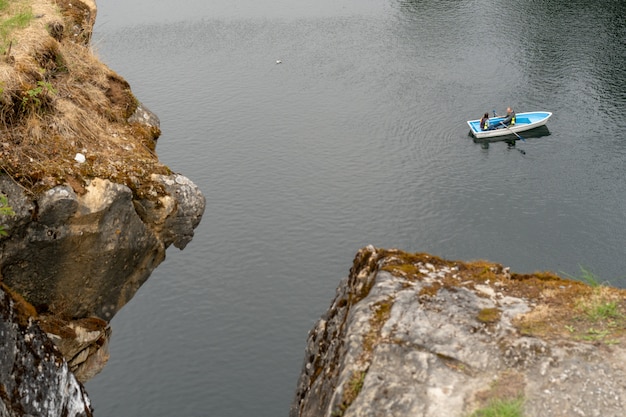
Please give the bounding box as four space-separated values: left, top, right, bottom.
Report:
0 288 92 417
291 246 626 417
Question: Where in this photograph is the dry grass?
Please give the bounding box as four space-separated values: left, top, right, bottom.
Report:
1 0 170 198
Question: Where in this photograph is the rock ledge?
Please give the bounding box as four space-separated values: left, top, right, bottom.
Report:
291 246 626 417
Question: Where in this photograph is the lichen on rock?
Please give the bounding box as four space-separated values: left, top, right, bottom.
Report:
291 246 626 417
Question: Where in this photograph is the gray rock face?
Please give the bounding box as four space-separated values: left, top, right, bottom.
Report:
128 101 161 133
0 174 204 321
291 246 626 417
0 288 92 417
0 173 204 381
37 316 111 383
0 0 205 398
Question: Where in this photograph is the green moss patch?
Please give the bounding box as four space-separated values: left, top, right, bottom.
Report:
477 307 501 324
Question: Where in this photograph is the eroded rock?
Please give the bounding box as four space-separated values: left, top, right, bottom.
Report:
0 172 204 381
291 246 626 417
0 0 206 391
0 173 204 321
0 287 92 416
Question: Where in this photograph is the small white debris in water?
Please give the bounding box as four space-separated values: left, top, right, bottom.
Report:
276 60 282 64
74 153 86 163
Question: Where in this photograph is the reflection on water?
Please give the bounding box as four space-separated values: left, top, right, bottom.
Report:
87 1 626 416
471 125 552 145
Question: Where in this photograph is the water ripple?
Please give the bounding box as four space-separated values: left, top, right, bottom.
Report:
89 3 626 417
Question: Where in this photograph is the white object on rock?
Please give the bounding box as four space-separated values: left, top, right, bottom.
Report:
74 153 86 163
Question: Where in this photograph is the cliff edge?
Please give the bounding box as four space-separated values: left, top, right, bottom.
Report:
291 246 626 417
0 0 205 392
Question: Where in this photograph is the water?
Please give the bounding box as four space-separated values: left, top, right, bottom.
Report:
85 1 626 416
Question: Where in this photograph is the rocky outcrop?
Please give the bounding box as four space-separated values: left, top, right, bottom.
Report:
0 0 205 384
0 169 204 380
291 246 626 417
0 173 204 322
0 286 92 417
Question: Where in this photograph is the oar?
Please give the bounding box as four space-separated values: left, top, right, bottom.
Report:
492 110 525 142
500 122 525 142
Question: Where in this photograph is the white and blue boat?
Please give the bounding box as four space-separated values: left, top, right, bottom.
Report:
467 111 552 139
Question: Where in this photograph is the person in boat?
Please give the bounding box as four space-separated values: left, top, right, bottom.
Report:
480 112 490 130
500 107 516 127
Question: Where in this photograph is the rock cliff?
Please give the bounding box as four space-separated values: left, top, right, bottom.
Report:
0 286 93 417
0 0 204 391
291 246 626 417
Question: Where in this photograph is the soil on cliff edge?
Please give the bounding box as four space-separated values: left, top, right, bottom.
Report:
1 0 170 199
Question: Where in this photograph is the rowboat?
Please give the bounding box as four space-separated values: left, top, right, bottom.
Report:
467 111 552 139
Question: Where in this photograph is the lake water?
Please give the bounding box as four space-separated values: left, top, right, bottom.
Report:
85 1 626 416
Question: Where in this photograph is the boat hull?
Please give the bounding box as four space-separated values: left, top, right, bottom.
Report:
467 111 552 139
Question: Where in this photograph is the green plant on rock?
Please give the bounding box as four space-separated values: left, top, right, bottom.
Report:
0 193 15 236
575 266 603 287
581 328 610 342
469 397 525 417
21 80 56 114
332 370 368 417
586 300 621 321
558 266 626 345
568 267 624 322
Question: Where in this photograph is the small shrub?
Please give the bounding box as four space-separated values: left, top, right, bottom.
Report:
21 80 57 114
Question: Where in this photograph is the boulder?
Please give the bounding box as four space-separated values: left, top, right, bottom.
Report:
0 173 204 381
0 174 204 322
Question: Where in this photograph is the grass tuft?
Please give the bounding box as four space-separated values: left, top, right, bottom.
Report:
564 267 625 343
575 266 603 287
469 397 524 417
567 267 624 322
0 0 34 54
0 193 14 236
332 370 368 417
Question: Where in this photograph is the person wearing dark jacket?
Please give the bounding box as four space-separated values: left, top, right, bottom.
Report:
501 107 516 127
